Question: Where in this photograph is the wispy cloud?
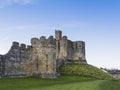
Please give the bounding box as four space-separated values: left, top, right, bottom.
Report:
0 21 90 31
0 0 34 8
0 21 90 54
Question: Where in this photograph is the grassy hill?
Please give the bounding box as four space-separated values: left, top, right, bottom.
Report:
60 63 113 79
0 63 119 90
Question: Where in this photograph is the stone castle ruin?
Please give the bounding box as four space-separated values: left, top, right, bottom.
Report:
0 30 87 78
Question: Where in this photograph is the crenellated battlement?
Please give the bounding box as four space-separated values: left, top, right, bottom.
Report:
31 36 56 48
0 30 87 78
11 42 31 51
11 42 19 49
20 43 26 50
62 36 67 40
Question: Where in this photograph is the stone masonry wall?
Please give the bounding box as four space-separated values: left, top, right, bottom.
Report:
0 30 87 78
55 30 87 63
31 36 56 78
4 42 32 77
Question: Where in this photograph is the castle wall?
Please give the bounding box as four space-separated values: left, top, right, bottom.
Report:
3 42 32 77
67 40 74 60
55 30 62 60
0 30 87 78
72 41 86 63
55 31 86 63
31 36 56 78
59 36 68 59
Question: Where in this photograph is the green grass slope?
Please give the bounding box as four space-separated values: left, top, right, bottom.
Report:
99 80 120 90
0 63 118 90
0 76 120 90
0 75 96 90
60 63 113 79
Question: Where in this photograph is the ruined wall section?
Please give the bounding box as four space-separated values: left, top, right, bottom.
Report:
55 30 87 63
55 30 62 60
60 39 86 63
3 42 32 77
59 36 68 60
67 40 74 60
0 30 87 78
31 36 56 78
72 41 87 63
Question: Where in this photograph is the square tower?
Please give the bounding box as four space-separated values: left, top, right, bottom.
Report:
55 30 62 40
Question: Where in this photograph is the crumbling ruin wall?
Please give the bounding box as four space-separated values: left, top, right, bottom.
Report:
72 41 86 63
55 30 87 63
0 30 87 78
3 42 32 77
31 36 56 78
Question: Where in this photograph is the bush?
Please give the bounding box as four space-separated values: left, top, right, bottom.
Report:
60 63 113 80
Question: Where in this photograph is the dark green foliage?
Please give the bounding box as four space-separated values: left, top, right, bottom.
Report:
60 63 113 79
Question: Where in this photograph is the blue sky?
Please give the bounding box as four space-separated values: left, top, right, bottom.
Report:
0 0 120 69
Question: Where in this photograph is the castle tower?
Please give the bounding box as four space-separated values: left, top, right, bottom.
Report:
55 30 62 40
59 36 68 60
55 30 62 59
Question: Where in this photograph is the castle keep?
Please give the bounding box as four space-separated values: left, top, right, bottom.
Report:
0 30 87 78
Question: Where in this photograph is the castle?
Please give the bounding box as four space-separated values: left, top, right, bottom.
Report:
0 30 87 78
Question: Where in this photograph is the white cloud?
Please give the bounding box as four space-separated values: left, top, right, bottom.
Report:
0 0 34 8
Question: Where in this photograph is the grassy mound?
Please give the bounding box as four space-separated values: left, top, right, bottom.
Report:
60 63 113 80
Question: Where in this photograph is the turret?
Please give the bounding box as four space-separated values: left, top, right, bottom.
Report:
11 42 19 49
55 30 62 40
31 38 39 47
55 30 62 59
40 36 47 46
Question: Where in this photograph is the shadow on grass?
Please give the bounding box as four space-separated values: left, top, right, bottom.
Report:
99 79 120 90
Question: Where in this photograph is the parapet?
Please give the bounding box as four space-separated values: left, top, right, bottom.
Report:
48 36 54 44
73 41 85 50
62 36 67 40
76 41 85 49
40 36 46 41
20 43 26 50
31 38 39 46
39 36 47 45
11 42 19 49
11 42 31 52
48 36 53 40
